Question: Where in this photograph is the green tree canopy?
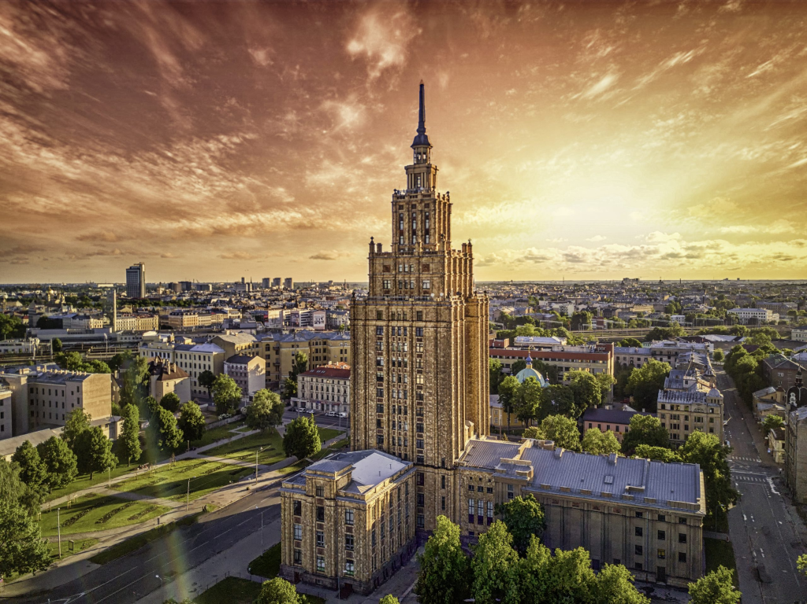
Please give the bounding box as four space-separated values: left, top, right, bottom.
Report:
75 427 118 480
489 358 504 394
37 436 78 490
625 359 671 412
498 375 521 430
687 566 740 604
581 428 621 456
160 392 182 413
52 337 63 353
618 338 644 348
620 414 669 455
634 444 680 463
539 384 576 420
514 377 544 426
471 520 520 604
147 406 185 454
247 390 285 431
494 494 546 556
11 441 48 499
762 414 784 432
378 596 400 604
120 404 142 466
713 349 725 362
282 415 321 460
198 369 216 397
63 408 92 451
0 499 51 579
567 370 602 416
0 313 26 340
256 577 304 604
593 563 651 604
415 515 470 604
678 431 738 520
178 401 206 442
538 415 581 451
213 374 242 415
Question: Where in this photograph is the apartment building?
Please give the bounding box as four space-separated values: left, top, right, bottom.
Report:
488 344 614 384
139 339 225 398
0 386 12 440
147 358 191 403
224 354 266 399
793 328 807 343
259 331 351 386
295 363 350 416
212 333 259 359
167 310 200 330
115 314 159 332
656 389 724 444
727 308 779 324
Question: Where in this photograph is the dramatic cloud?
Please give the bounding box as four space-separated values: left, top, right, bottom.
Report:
1 0 806 282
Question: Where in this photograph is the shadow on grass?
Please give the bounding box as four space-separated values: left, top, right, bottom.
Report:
113 465 253 502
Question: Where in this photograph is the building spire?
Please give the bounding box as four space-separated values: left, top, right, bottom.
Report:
411 80 431 148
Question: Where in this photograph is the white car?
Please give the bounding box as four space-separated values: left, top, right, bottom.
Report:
338 412 348 418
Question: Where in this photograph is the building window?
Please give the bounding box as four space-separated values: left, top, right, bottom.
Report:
293 501 302 516
678 552 687 563
415 327 424 337
678 533 687 544
317 506 325 522
345 534 354 551
345 509 354 525
468 498 475 524
658 515 666 523
678 517 687 524
417 493 424 507
294 549 302 565
657 530 666 541
657 549 666 560
635 527 643 537
635 511 643 518
507 483 514 500
294 524 302 541
441 476 446 489
345 561 355 576
316 531 324 547
316 486 324 498
635 545 643 556
376 326 384 335
317 556 325 573
441 496 446 511
416 311 423 321
635 562 643 571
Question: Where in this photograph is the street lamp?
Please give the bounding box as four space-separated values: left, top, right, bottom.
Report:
255 446 264 482
155 574 162 586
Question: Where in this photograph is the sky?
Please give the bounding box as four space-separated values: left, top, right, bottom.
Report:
1 0 806 284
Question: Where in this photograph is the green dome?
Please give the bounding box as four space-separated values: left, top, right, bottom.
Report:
515 366 548 387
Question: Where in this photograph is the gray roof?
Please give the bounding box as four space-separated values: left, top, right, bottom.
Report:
581 407 638 425
461 440 523 469
299 449 411 495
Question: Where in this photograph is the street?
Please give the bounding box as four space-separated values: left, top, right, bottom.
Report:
283 407 351 431
718 369 807 604
25 487 281 604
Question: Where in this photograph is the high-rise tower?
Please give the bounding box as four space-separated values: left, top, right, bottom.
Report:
126 262 146 299
350 82 489 531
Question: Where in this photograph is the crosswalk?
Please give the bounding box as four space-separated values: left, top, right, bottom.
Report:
729 456 761 463
734 475 767 483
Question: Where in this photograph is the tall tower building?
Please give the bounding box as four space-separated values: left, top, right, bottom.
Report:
126 263 146 299
350 82 489 531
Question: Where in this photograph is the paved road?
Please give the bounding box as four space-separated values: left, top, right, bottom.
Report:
283 408 351 432
718 370 807 604
25 487 282 604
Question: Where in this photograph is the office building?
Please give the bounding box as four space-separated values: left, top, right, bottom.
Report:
126 263 146 299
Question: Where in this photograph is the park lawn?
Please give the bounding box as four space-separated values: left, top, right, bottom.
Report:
276 459 310 475
191 420 246 448
705 538 739 587
317 427 341 442
40 493 169 537
195 576 262 604
49 537 99 560
111 459 253 502
249 543 281 578
44 462 140 503
202 429 286 465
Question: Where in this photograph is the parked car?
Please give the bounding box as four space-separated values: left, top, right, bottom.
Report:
338 412 348 418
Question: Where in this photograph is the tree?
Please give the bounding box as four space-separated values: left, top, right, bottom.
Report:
471 520 520 604
11 441 48 499
595 372 616 404
489 358 504 394
282 415 321 460
63 408 92 450
281 376 298 400
762 414 784 433
247 390 285 431
634 444 680 463
120 404 142 466
620 414 669 455
581 428 621 456
525 545 598 604
378 596 400 604
119 354 149 409
539 415 581 451
0 500 51 580
798 552 807 576
292 351 308 378
0 313 26 340
415 516 470 604
688 566 740 604
0 458 41 514
713 349 725 362
198 369 216 397
37 436 78 490
593 563 650 604
494 494 545 556
539 384 576 420
159 392 181 413
52 337 63 353
178 401 206 442
510 359 527 376
75 427 118 480
147 406 185 454
514 377 543 426
523 426 543 439
213 374 242 415
678 431 738 520
567 370 601 416
498 376 520 431
256 577 304 604
618 337 644 348
570 311 593 331
625 360 671 411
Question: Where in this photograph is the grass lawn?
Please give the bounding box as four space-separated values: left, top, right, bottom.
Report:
277 459 310 475
317 427 341 442
705 538 739 587
44 463 139 503
192 420 246 448
249 543 281 578
111 459 253 502
49 537 98 560
90 513 200 565
195 576 262 604
202 429 286 465
310 437 349 462
40 493 169 537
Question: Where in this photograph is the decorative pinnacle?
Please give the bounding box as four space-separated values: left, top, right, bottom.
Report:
411 81 431 148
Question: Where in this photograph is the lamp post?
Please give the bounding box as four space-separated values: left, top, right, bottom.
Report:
255 446 264 482
186 478 191 512
57 507 62 558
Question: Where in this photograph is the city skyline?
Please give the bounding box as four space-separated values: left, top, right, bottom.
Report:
2 1 807 283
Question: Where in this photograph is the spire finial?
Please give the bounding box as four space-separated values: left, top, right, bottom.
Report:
411 81 431 148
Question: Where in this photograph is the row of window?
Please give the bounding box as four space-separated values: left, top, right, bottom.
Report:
634 526 688 543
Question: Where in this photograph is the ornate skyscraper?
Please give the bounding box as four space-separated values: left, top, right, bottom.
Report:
350 82 489 531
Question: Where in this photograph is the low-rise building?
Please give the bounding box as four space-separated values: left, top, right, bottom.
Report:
763 354 807 391
0 386 12 440
656 389 724 445
769 427 785 464
727 308 779 324
489 344 614 385
295 363 350 415
580 405 640 443
752 386 786 420
224 354 266 400
0 338 40 356
167 310 199 330
147 359 191 403
793 328 807 343
212 333 259 359
260 331 351 387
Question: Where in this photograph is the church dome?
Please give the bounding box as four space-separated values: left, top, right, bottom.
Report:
515 366 548 387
